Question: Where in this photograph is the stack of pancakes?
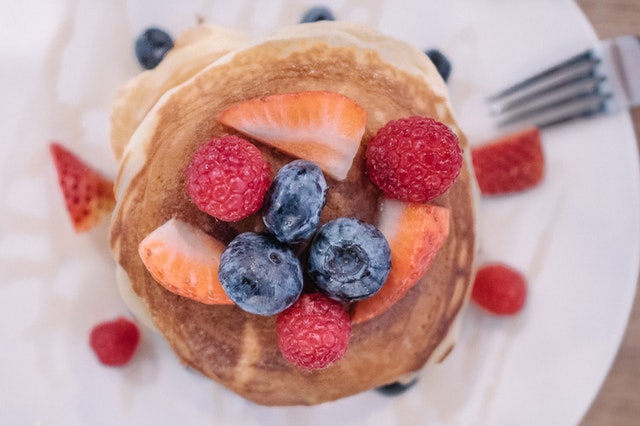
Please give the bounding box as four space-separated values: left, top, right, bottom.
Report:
109 21 477 406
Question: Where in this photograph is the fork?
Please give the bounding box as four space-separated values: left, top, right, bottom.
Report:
487 35 640 128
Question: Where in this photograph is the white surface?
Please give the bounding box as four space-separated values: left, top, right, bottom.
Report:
1 0 639 425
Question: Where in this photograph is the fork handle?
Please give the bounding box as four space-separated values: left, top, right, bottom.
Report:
610 35 640 107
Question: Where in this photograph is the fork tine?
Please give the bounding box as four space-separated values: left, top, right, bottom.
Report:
534 101 608 128
487 45 614 128
496 92 611 128
487 49 598 101
488 35 640 129
491 73 605 115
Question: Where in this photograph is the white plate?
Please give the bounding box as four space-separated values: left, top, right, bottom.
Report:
1 0 638 425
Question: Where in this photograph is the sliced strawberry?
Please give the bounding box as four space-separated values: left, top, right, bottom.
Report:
138 218 233 305
49 142 115 233
471 263 527 315
350 199 450 324
471 127 544 195
218 91 367 180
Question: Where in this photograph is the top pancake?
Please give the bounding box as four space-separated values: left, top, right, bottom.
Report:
110 21 476 406
110 24 248 161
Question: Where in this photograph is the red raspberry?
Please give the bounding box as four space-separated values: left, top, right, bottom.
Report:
365 116 463 202
89 317 140 366
276 293 351 370
185 135 271 222
472 263 527 315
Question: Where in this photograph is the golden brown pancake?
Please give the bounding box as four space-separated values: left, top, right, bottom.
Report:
110 21 477 406
110 24 248 161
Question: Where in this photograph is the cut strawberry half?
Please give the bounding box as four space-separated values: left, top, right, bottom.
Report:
350 199 450 324
471 127 544 195
49 142 115 233
138 218 233 305
218 91 367 180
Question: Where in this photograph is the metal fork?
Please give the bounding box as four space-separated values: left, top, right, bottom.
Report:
488 35 640 128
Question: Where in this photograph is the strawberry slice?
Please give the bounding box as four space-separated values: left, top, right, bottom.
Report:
350 199 450 324
49 142 115 233
471 127 544 195
138 218 233 305
218 91 367 180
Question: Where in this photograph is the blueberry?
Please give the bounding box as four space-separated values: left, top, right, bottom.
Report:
376 376 419 396
263 160 328 243
425 48 452 83
135 27 174 70
308 218 391 301
219 233 303 316
300 6 335 23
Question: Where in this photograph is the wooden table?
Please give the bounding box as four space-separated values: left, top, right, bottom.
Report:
576 1 640 424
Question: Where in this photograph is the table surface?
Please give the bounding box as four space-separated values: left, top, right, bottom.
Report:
575 1 640 425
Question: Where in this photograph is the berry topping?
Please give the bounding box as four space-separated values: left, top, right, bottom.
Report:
308 217 391 302
425 48 452 83
185 135 271 222
263 160 328 243
135 27 174 69
365 116 463 203
138 218 233 305
49 142 115 233
300 6 335 23
276 293 351 370
218 233 303 316
89 317 140 367
471 127 544 195
351 199 450 324
376 375 419 396
472 263 527 315
218 91 367 180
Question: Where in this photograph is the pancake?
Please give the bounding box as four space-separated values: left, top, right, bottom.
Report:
109 21 477 406
110 24 248 161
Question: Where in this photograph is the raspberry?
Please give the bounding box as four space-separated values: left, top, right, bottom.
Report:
276 293 351 370
89 317 140 366
185 135 271 222
365 116 463 202
471 263 527 315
